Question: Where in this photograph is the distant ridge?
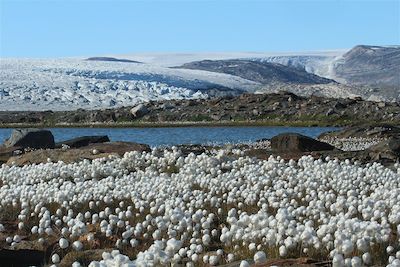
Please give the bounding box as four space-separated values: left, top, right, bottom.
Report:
176 59 334 85
86 57 142 63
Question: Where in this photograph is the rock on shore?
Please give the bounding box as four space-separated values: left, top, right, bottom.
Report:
6 142 150 166
271 133 335 153
4 129 55 149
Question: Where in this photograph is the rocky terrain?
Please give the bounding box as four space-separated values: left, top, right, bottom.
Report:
0 92 399 127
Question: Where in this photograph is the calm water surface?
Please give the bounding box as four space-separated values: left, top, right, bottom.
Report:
0 127 338 147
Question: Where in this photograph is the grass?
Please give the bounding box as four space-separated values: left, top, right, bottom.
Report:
2 113 399 128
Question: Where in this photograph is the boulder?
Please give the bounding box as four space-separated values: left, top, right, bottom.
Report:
325 108 335 116
161 102 175 110
4 129 55 149
367 137 400 160
56 135 110 148
130 104 149 118
271 133 335 153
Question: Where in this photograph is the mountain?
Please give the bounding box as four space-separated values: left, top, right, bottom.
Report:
176 59 334 85
332 45 400 88
256 45 400 89
173 57 400 102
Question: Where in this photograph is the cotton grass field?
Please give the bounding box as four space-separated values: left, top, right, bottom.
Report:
0 147 399 266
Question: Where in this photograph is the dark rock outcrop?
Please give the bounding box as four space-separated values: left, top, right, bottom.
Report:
177 59 333 85
130 104 149 118
0 249 45 267
177 144 208 156
271 133 335 152
56 135 110 148
4 129 55 149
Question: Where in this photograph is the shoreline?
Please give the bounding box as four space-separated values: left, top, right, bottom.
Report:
0 119 389 128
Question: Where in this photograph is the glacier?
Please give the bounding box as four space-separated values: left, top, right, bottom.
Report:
0 58 260 111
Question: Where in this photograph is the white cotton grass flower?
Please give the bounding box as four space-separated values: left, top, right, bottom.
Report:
13 235 21 243
59 238 69 249
254 251 267 264
0 148 398 266
51 254 60 264
362 252 371 265
72 240 83 251
387 246 395 254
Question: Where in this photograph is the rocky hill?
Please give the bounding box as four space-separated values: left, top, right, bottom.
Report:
333 45 400 88
0 92 399 126
175 47 400 101
257 45 400 90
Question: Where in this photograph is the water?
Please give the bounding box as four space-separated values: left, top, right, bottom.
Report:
0 126 338 147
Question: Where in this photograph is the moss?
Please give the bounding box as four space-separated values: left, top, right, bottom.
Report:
188 114 212 122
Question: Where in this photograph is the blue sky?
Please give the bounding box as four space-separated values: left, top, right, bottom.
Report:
0 0 399 57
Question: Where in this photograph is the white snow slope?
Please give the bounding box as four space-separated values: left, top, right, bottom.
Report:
0 58 259 111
